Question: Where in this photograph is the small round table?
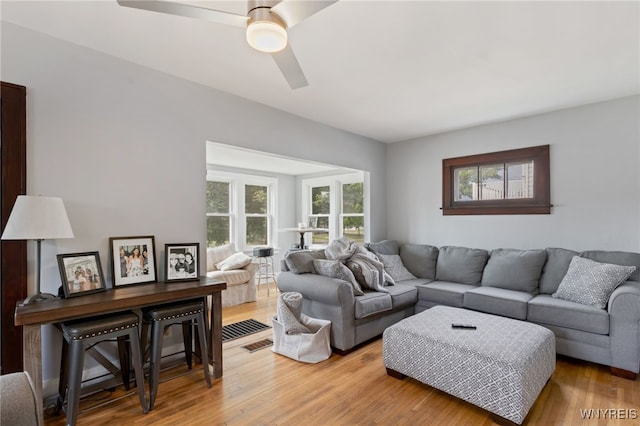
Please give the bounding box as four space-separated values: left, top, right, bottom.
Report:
279 227 328 250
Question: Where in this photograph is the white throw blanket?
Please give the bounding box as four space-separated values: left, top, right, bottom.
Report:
277 292 311 335
326 237 389 293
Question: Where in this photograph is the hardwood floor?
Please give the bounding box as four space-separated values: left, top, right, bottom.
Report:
43 286 639 425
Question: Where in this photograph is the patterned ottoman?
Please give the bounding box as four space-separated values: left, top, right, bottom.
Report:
383 306 555 425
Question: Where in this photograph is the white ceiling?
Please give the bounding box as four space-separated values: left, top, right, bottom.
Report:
2 0 639 143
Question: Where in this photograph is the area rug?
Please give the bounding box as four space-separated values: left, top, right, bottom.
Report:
222 318 271 342
242 338 273 353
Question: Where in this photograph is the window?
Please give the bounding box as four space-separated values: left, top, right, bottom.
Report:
206 180 231 246
206 172 276 249
245 184 268 246
309 185 330 244
303 172 367 245
341 182 364 243
442 145 550 215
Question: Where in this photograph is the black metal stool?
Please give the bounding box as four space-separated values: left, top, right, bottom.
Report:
141 299 211 410
253 246 277 296
57 311 148 426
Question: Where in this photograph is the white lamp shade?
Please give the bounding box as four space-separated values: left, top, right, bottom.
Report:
1 195 74 240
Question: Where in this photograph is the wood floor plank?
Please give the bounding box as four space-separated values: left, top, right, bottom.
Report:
43 286 640 425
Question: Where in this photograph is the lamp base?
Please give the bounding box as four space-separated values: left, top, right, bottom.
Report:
21 292 57 306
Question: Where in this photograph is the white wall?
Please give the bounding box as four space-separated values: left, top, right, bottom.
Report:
1 23 387 390
387 95 640 252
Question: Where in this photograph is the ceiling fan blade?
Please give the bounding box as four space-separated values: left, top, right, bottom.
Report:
271 0 338 28
271 45 309 89
117 0 248 28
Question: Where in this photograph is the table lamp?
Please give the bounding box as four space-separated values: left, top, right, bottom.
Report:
1 195 74 304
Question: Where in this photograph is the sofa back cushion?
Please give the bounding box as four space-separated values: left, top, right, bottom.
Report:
284 249 326 274
365 240 400 256
580 250 640 282
399 243 439 279
481 248 546 294
539 247 579 294
436 246 488 284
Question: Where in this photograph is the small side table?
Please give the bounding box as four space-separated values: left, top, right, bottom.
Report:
279 227 328 250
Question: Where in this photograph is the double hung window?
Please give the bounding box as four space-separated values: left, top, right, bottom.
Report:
206 172 276 249
304 172 367 245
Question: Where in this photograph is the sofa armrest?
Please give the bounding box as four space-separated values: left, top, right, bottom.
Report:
277 271 355 307
608 280 640 373
277 270 357 351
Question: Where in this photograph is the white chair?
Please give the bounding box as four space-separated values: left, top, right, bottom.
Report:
0 371 41 426
206 243 259 307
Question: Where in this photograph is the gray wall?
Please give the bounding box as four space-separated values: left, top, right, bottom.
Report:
1 23 387 391
387 95 640 252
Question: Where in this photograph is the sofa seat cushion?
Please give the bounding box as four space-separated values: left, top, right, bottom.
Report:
418 281 478 308
396 277 434 287
385 284 418 309
481 248 546 293
528 294 609 335
207 269 253 287
463 287 534 320
354 292 392 319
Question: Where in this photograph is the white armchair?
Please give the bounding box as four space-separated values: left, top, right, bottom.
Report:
0 371 41 426
206 243 258 307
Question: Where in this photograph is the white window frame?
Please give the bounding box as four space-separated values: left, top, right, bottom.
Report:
302 172 368 247
207 171 277 251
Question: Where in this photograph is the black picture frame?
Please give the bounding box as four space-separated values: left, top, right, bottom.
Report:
57 251 107 298
109 235 157 287
165 243 200 282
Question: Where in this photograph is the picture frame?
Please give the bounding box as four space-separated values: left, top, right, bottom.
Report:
57 251 107 298
109 236 157 287
308 216 318 229
165 243 200 282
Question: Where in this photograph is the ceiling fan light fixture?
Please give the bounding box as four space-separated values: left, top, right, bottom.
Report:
246 20 287 53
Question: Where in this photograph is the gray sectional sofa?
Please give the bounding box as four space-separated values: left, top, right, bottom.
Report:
276 240 640 378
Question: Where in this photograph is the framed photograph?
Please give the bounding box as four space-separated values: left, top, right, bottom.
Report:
109 236 157 287
308 216 318 229
57 251 107 298
165 243 200 282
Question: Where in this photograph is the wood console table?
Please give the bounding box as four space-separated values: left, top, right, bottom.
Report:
14 277 226 425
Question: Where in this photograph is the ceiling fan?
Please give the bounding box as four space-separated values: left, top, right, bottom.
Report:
116 0 338 89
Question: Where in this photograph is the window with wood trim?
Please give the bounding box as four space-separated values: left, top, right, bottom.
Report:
442 145 551 215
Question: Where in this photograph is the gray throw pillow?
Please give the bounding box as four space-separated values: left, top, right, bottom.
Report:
312 259 364 296
399 243 439 279
481 248 547 294
284 250 326 274
377 254 416 282
436 246 488 284
552 256 636 309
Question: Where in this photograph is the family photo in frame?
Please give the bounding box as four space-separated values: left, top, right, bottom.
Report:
109 236 157 287
57 251 107 298
165 243 199 281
